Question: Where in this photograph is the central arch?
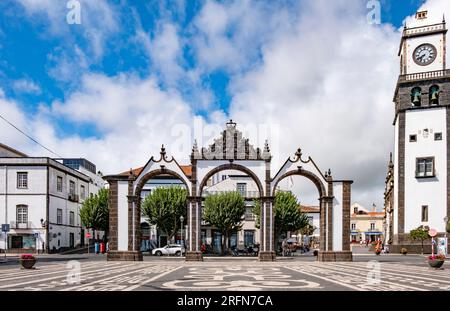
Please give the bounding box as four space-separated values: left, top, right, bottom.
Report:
198 163 265 198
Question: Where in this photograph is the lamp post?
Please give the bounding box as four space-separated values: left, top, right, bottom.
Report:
180 216 184 257
445 216 449 255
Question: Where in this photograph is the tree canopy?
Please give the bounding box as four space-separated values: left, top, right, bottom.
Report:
202 191 246 254
253 191 309 241
141 186 187 242
409 225 430 254
80 188 109 234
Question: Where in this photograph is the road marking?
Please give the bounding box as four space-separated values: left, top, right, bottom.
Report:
123 266 184 291
0 263 138 289
61 264 179 291
294 263 428 291
284 266 366 291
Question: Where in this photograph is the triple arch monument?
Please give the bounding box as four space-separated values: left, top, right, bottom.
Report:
104 121 353 261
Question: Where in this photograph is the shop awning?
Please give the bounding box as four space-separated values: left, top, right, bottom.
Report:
364 232 382 235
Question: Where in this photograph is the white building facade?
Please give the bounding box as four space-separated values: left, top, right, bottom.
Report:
0 155 104 253
391 10 450 248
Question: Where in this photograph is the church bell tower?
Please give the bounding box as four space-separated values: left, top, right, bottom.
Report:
392 10 449 247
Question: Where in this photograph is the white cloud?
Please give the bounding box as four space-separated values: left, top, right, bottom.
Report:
12 78 41 94
191 0 294 73
17 0 117 58
226 0 400 207
5 0 450 211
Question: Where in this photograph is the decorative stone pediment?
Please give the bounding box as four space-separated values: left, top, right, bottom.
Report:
192 120 271 161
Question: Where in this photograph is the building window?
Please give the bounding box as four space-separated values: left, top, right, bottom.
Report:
222 175 227 181
17 172 28 189
307 216 314 225
353 207 358 214
57 209 63 225
69 181 75 196
80 185 86 199
422 205 428 222
409 135 417 142
370 223 375 231
351 223 356 230
236 183 247 196
244 230 255 247
57 176 63 192
69 211 75 226
434 132 442 141
16 205 28 224
244 207 255 221
416 157 435 178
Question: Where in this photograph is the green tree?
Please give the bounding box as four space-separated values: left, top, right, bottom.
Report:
141 186 187 243
409 225 430 254
299 223 316 236
253 191 309 243
80 188 109 241
202 192 246 255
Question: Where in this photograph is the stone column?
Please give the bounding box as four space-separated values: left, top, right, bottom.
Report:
259 197 276 261
326 196 333 251
185 197 203 261
319 197 327 251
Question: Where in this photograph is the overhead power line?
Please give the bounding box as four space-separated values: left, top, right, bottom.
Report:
0 112 63 158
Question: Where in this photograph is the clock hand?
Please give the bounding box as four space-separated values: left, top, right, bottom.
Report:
418 54 426 61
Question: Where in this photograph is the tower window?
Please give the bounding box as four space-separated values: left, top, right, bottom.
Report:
429 85 440 105
434 132 442 141
416 157 435 178
421 205 428 222
411 87 422 107
409 135 417 142
415 11 428 20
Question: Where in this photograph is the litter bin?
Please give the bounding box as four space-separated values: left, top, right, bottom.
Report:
95 242 100 254
100 242 105 254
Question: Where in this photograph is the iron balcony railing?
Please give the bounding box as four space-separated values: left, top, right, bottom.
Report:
10 221 32 229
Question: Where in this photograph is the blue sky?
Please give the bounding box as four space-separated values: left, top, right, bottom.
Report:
0 0 445 207
0 0 426 139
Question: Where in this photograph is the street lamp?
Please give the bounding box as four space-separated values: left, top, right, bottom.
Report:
444 216 449 238
180 216 184 257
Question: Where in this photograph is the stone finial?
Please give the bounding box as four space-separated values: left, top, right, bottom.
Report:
160 144 166 156
226 119 237 128
192 139 198 153
262 139 271 160
264 140 270 153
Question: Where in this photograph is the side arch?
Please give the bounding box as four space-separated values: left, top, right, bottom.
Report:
271 168 327 198
134 168 190 197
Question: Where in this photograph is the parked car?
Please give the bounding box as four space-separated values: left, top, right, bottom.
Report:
151 244 185 256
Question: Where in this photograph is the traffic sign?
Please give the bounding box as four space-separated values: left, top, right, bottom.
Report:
85 232 92 238
1 224 10 232
429 228 437 237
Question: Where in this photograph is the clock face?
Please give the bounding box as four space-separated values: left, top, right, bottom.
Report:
413 44 437 66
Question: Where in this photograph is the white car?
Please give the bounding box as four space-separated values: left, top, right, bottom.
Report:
152 244 185 256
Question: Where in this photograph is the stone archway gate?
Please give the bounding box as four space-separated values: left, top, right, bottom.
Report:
104 121 353 262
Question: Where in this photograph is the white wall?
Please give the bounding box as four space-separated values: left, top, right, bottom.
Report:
117 180 129 251
332 183 343 251
404 108 447 233
394 115 399 235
